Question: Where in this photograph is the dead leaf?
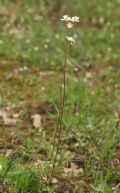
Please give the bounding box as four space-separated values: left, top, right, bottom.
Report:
85 72 93 79
3 117 18 126
12 113 20 118
0 110 7 118
51 178 58 184
64 163 77 174
64 162 84 175
0 109 20 126
31 114 42 128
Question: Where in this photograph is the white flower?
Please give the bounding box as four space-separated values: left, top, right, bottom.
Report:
61 15 71 22
66 36 75 45
71 16 80 23
61 15 80 23
66 22 73 28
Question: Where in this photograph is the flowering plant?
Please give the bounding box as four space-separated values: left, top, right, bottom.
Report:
61 15 79 45
49 15 79 178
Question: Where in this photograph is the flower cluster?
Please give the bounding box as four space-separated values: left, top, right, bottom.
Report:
61 15 79 29
61 15 79 45
61 15 79 23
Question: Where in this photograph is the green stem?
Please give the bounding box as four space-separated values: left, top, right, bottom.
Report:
49 40 69 177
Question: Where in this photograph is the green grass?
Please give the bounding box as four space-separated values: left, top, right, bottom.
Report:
0 0 120 192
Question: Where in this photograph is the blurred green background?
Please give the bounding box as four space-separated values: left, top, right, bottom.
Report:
0 0 120 68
